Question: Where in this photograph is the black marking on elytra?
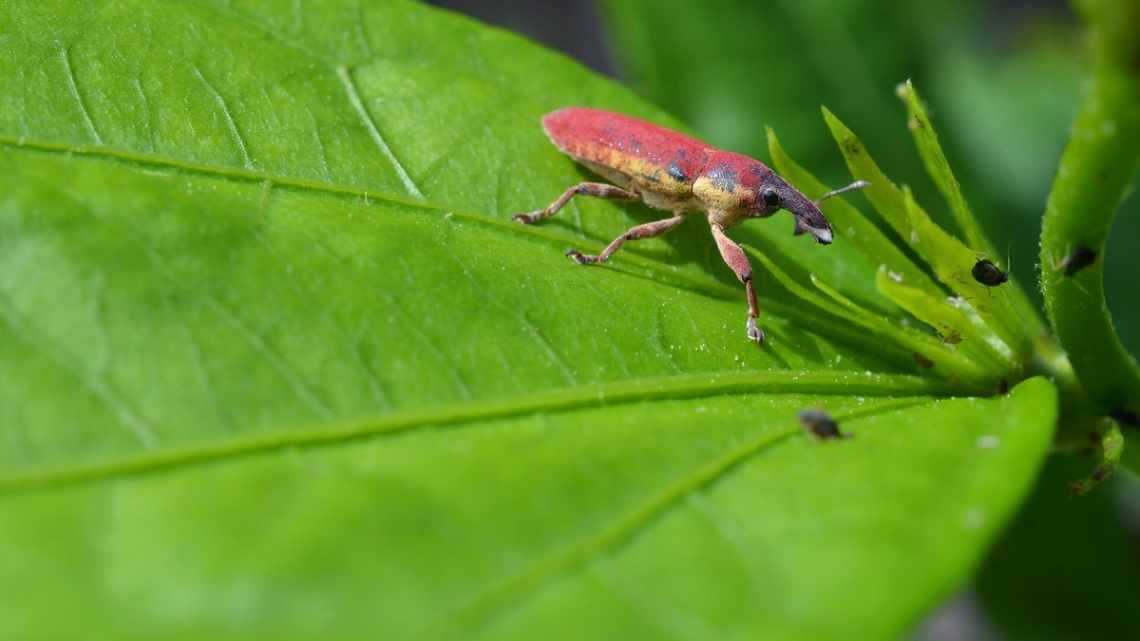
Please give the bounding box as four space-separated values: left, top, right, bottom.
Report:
667 161 688 183
705 164 738 191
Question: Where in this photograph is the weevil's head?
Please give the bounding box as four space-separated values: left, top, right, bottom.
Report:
752 175 834 245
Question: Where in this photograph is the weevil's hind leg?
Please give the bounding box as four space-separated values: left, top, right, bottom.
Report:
565 214 686 265
709 222 764 345
512 182 639 224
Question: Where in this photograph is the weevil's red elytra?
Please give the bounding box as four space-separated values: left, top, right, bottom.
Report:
513 107 868 345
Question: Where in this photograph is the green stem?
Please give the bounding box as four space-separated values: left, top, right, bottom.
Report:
1041 0 1140 429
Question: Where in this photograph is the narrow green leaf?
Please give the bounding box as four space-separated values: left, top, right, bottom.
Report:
823 105 1041 362
809 274 993 386
821 105 914 240
874 266 1016 376
897 80 1046 356
766 127 944 300
898 186 1040 357
897 80 993 255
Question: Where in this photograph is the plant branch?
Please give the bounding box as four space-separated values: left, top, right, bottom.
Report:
1040 0 1140 437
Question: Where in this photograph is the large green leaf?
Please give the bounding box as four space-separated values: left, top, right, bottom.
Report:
0 1 1057 639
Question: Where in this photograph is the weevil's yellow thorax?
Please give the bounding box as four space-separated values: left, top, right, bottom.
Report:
693 175 752 228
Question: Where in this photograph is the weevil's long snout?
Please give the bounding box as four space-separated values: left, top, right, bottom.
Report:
782 189 834 244
784 179 870 245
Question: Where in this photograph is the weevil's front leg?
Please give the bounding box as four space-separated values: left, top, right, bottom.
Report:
565 215 685 265
709 222 763 344
512 182 639 224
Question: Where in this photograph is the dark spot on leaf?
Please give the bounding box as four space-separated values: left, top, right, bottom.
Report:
798 409 850 440
913 353 934 369
1060 245 1097 277
842 138 861 155
1110 408 1140 428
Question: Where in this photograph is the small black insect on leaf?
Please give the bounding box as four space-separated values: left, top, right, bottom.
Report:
1059 245 1097 277
798 409 850 440
971 258 1008 287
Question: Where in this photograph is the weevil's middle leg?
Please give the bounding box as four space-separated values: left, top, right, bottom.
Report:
512 182 639 224
565 214 686 265
709 222 764 345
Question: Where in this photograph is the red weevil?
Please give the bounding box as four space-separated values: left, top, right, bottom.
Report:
513 108 867 344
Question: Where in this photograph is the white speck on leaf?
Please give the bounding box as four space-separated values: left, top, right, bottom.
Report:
963 507 986 530
976 435 1000 449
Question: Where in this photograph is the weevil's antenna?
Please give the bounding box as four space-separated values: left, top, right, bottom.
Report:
814 180 871 206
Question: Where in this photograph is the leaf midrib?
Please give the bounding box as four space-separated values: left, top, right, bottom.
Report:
0 369 954 494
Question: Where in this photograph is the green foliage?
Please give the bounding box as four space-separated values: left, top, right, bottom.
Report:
976 457 1140 641
0 0 1125 639
1040 0 1140 440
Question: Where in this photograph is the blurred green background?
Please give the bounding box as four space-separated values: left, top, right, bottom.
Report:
428 1 1140 639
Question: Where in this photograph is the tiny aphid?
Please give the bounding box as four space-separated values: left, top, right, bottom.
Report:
1057 245 1097 277
512 107 868 345
971 258 1008 287
797 409 850 440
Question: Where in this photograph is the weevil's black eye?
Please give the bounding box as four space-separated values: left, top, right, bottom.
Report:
762 188 780 207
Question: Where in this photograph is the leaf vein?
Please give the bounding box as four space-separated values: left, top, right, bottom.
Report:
0 290 157 448
336 65 423 198
0 371 951 494
59 45 103 144
204 297 335 420
191 63 255 170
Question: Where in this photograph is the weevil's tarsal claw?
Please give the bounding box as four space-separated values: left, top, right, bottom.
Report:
746 317 765 344
512 211 540 224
